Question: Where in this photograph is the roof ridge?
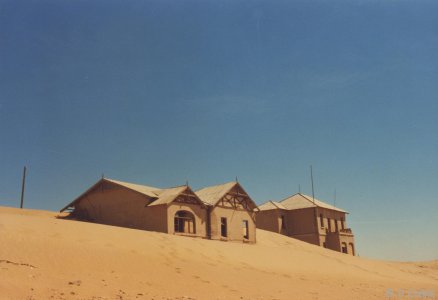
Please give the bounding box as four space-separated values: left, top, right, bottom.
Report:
195 181 236 192
105 178 160 190
279 192 301 203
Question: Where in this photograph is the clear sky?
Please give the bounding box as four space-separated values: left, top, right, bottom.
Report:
1 0 437 261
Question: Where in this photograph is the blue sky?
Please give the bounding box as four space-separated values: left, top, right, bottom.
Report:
1 0 437 261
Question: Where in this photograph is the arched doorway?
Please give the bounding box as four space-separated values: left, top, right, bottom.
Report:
174 211 196 234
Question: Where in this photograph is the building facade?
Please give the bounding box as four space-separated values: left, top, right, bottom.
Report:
256 193 355 255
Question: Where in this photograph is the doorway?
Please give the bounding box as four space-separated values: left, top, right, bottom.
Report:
174 211 196 234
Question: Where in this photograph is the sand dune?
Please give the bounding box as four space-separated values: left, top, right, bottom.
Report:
0 206 437 300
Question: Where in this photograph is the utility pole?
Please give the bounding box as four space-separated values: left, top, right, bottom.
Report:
20 166 26 209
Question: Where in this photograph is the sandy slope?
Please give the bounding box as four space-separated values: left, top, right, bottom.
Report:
0 207 437 300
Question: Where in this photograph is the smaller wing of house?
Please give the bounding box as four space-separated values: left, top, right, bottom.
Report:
196 181 258 242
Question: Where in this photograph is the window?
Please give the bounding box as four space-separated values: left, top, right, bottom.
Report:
174 211 196 234
319 213 324 228
341 217 345 230
221 217 227 238
242 220 249 239
335 219 339 232
328 217 332 232
341 242 348 254
280 215 286 230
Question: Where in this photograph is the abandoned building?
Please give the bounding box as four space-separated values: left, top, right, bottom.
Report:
60 178 257 243
256 193 355 255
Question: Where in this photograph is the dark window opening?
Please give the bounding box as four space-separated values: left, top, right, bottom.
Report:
221 217 227 238
342 242 348 254
243 220 249 239
319 213 324 228
328 217 332 232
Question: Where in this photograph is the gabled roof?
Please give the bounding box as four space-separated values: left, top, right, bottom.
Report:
148 185 197 206
195 181 238 206
279 193 347 213
60 178 160 212
195 181 258 210
149 186 187 206
60 178 205 212
257 200 287 211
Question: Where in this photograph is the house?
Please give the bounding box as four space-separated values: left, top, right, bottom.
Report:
195 181 258 243
60 178 257 243
256 193 355 255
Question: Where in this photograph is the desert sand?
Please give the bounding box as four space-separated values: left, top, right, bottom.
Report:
0 206 437 300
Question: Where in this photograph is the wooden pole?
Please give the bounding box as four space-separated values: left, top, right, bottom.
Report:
20 166 26 209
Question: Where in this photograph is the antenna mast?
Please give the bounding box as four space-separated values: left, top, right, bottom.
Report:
334 188 337 207
310 165 315 203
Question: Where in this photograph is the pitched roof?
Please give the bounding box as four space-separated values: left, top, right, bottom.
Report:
103 179 200 206
258 201 287 211
60 178 205 212
60 178 160 212
148 185 191 206
195 181 238 206
279 193 347 213
104 178 159 198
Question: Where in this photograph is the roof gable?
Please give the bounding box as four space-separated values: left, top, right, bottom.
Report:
195 181 237 206
148 185 205 207
196 181 258 211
